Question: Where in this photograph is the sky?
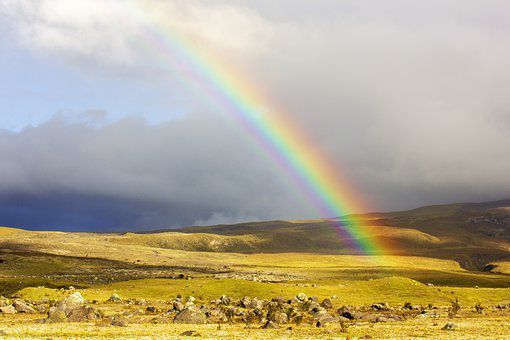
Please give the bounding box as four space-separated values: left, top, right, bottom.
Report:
1 0 510 231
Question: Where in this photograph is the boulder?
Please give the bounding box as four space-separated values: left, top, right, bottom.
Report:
180 330 201 336
371 302 390 311
261 321 280 329
59 292 86 309
174 307 207 324
0 297 10 308
208 308 228 323
296 293 307 302
45 309 68 323
442 322 457 331
108 294 123 303
320 298 332 309
110 316 127 327
13 300 36 314
0 306 16 314
271 311 288 324
67 306 99 322
219 295 231 305
239 296 252 308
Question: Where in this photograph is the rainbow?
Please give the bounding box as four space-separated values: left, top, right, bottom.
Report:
126 2 389 256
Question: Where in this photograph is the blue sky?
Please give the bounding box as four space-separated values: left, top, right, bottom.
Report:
0 40 190 130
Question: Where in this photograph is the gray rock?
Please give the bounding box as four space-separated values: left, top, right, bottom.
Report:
174 307 207 324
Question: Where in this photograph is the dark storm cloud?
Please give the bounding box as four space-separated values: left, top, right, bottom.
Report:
0 113 309 231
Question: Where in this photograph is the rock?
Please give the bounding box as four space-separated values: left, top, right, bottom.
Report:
45 309 68 323
303 300 320 311
261 321 280 329
0 297 10 308
239 296 252 308
108 294 123 303
111 316 127 327
371 302 389 311
320 298 332 309
13 300 36 314
187 296 196 303
171 301 184 312
219 295 231 305
208 308 228 323
296 293 307 302
174 307 207 324
311 307 337 323
67 306 99 322
271 311 288 324
442 322 457 331
249 298 264 309
337 307 363 320
180 330 201 336
0 306 16 314
375 316 389 322
146 306 157 313
0 330 6 336
60 292 86 309
426 283 434 287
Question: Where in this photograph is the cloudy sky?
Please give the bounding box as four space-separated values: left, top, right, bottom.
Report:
1 0 509 231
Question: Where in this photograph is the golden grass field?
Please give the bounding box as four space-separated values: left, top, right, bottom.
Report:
1 201 509 338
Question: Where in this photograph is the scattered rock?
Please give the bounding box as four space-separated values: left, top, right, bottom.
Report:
442 322 457 331
174 307 207 324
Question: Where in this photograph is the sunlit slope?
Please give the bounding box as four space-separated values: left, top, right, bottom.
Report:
0 199 509 272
